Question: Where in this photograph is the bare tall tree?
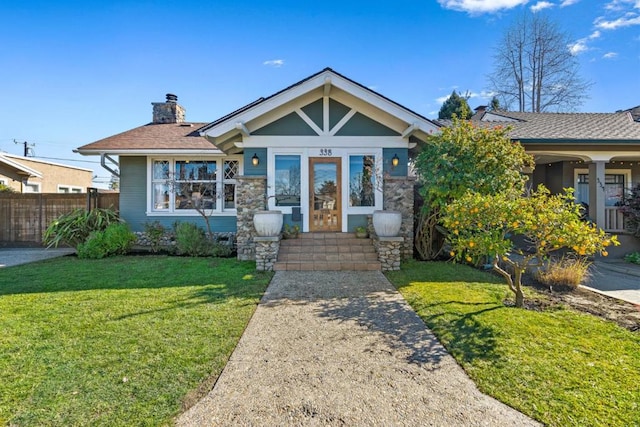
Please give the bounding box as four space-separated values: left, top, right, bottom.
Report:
488 12 591 112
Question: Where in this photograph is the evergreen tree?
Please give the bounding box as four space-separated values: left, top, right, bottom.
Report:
490 96 501 111
438 90 472 120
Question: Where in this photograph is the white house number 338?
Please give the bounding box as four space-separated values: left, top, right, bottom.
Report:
319 148 333 156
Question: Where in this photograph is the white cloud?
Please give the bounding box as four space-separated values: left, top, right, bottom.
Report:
531 1 554 12
436 95 451 104
595 12 640 29
437 0 529 14
560 0 579 6
263 59 284 67
589 30 601 39
568 39 589 55
605 0 640 11
603 51 619 58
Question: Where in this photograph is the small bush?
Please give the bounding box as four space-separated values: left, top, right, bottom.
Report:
0 183 16 193
43 208 121 248
535 256 592 290
624 252 640 265
144 221 166 253
77 223 136 259
174 222 211 257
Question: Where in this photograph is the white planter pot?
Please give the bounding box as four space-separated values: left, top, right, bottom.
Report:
253 210 283 237
372 210 402 237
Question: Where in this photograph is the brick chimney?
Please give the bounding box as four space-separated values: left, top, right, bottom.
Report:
152 93 185 124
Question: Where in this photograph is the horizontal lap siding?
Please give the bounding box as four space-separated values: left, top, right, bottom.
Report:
119 157 148 231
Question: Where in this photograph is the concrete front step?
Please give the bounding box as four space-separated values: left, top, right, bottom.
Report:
274 232 381 271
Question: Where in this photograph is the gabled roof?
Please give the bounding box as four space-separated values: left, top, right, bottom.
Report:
0 154 43 178
1 153 92 172
76 122 217 154
200 68 440 148
439 110 640 143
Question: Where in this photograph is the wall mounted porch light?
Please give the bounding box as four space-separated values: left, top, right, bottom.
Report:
251 153 260 166
391 153 400 168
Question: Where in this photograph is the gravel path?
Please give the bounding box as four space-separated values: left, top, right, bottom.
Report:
177 271 539 426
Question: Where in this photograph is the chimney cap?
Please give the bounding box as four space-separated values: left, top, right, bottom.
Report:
166 93 178 103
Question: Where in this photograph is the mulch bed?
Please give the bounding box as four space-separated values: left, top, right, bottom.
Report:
521 274 640 332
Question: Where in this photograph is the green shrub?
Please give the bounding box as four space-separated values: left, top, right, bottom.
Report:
77 223 136 259
43 208 121 248
210 241 233 258
624 251 640 265
535 256 592 290
144 221 166 253
0 183 16 193
174 222 211 257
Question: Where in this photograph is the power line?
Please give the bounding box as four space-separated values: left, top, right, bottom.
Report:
33 156 102 164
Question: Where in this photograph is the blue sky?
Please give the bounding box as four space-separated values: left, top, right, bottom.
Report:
1 0 638 186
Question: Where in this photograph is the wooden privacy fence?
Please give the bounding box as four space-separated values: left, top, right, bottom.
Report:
0 192 119 244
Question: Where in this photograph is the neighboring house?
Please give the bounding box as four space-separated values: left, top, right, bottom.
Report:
76 68 440 259
0 153 93 193
454 106 640 234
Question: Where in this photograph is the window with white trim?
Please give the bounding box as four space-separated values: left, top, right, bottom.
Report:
58 185 83 193
150 158 240 214
274 155 301 207
575 171 629 207
23 182 40 193
348 155 375 207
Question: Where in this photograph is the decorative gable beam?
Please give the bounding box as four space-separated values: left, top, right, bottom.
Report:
235 122 251 137
295 109 323 136
323 76 332 97
402 123 420 138
329 109 357 136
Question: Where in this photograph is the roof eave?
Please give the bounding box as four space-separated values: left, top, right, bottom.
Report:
75 148 225 156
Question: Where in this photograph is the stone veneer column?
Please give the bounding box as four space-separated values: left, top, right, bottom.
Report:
235 175 267 261
383 176 416 260
254 236 281 271
373 236 403 271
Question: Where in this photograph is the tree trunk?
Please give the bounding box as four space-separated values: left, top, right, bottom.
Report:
514 266 525 308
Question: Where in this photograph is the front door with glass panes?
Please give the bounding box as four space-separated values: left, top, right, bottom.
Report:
309 157 341 232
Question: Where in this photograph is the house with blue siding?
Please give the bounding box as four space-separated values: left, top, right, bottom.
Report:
76 68 439 261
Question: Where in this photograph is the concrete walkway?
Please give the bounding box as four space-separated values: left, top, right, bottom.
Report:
0 247 75 268
178 271 539 426
586 261 640 305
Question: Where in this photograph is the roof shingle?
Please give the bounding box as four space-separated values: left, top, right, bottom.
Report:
77 122 215 152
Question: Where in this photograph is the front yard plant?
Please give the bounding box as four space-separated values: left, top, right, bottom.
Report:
76 222 137 259
43 207 121 248
387 261 640 427
535 255 592 289
0 256 272 426
442 185 618 307
413 117 534 260
624 251 640 265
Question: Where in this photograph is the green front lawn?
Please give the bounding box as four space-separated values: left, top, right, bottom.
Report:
386 261 640 427
0 256 272 426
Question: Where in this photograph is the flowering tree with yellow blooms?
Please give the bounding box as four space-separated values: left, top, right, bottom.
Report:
442 185 618 308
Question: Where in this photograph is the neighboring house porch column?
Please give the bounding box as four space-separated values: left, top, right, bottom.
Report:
236 175 267 261
383 176 416 259
588 161 606 230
